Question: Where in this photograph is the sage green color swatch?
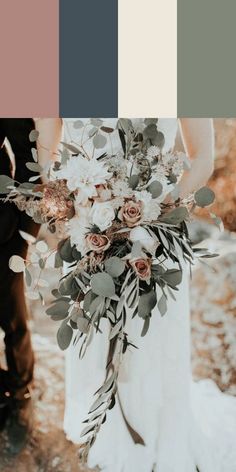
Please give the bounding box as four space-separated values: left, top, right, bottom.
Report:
178 0 236 117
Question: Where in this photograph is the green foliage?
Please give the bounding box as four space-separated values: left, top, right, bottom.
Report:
46 300 70 321
160 207 189 225
147 180 163 198
0 175 15 194
128 174 139 189
26 162 42 173
138 290 157 319
57 320 73 350
194 186 215 207
29 129 39 142
105 257 126 278
93 134 107 149
58 238 75 263
91 272 116 298
161 269 182 288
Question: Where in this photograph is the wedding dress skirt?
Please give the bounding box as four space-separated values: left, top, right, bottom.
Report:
62 118 236 471
64 264 236 472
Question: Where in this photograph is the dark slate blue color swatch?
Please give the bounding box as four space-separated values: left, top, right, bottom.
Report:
59 0 118 117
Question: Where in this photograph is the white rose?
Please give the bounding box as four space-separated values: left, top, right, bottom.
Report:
130 226 159 254
67 216 88 255
90 202 115 231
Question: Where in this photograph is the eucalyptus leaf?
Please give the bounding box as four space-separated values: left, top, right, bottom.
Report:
101 126 114 134
88 295 103 316
61 148 70 165
61 142 80 154
54 252 63 268
162 269 182 287
72 246 81 261
93 133 107 149
89 127 98 138
51 289 61 298
147 180 163 198
80 424 96 438
31 148 38 162
90 118 103 127
59 274 79 297
96 374 115 395
129 174 139 190
9 255 25 273
91 272 115 298
131 241 143 259
118 118 133 135
18 182 36 191
194 187 215 207
29 129 39 142
46 300 70 318
0 175 15 194
105 257 126 277
83 291 93 312
138 290 157 319
144 118 158 126
158 294 167 316
25 267 32 286
26 162 42 173
77 317 89 334
160 207 189 225
141 317 150 337
152 131 165 148
29 175 40 182
109 320 123 340
57 321 73 350
73 120 84 129
58 238 75 263
19 230 36 244
143 124 158 140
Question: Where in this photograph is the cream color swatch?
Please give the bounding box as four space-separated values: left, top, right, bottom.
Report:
118 0 177 117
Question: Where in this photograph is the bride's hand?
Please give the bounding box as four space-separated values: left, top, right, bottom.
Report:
178 118 214 198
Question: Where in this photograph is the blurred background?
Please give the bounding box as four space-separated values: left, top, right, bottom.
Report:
0 118 236 471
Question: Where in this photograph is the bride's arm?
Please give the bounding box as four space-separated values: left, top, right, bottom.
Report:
34 118 62 182
178 118 214 198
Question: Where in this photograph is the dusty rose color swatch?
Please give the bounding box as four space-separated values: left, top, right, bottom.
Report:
0 0 59 117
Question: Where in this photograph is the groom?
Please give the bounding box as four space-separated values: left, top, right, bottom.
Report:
0 119 40 453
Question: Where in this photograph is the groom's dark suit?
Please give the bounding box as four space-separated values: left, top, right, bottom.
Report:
0 119 40 401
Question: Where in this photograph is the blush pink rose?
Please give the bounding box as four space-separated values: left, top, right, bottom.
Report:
118 200 143 227
130 258 152 281
86 233 110 253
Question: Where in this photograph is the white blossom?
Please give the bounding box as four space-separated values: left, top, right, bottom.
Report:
67 209 91 255
111 180 133 198
57 155 112 203
90 201 115 231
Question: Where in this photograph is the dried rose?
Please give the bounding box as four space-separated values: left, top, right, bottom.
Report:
118 200 143 227
86 233 111 253
130 257 152 281
40 180 74 219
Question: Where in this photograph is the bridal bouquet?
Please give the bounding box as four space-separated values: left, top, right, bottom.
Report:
0 119 218 459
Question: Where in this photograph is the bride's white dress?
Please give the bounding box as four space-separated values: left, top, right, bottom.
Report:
63 118 236 472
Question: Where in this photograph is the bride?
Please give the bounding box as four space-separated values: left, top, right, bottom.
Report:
35 118 236 472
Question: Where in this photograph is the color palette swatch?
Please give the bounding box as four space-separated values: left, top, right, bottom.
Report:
0 0 235 117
